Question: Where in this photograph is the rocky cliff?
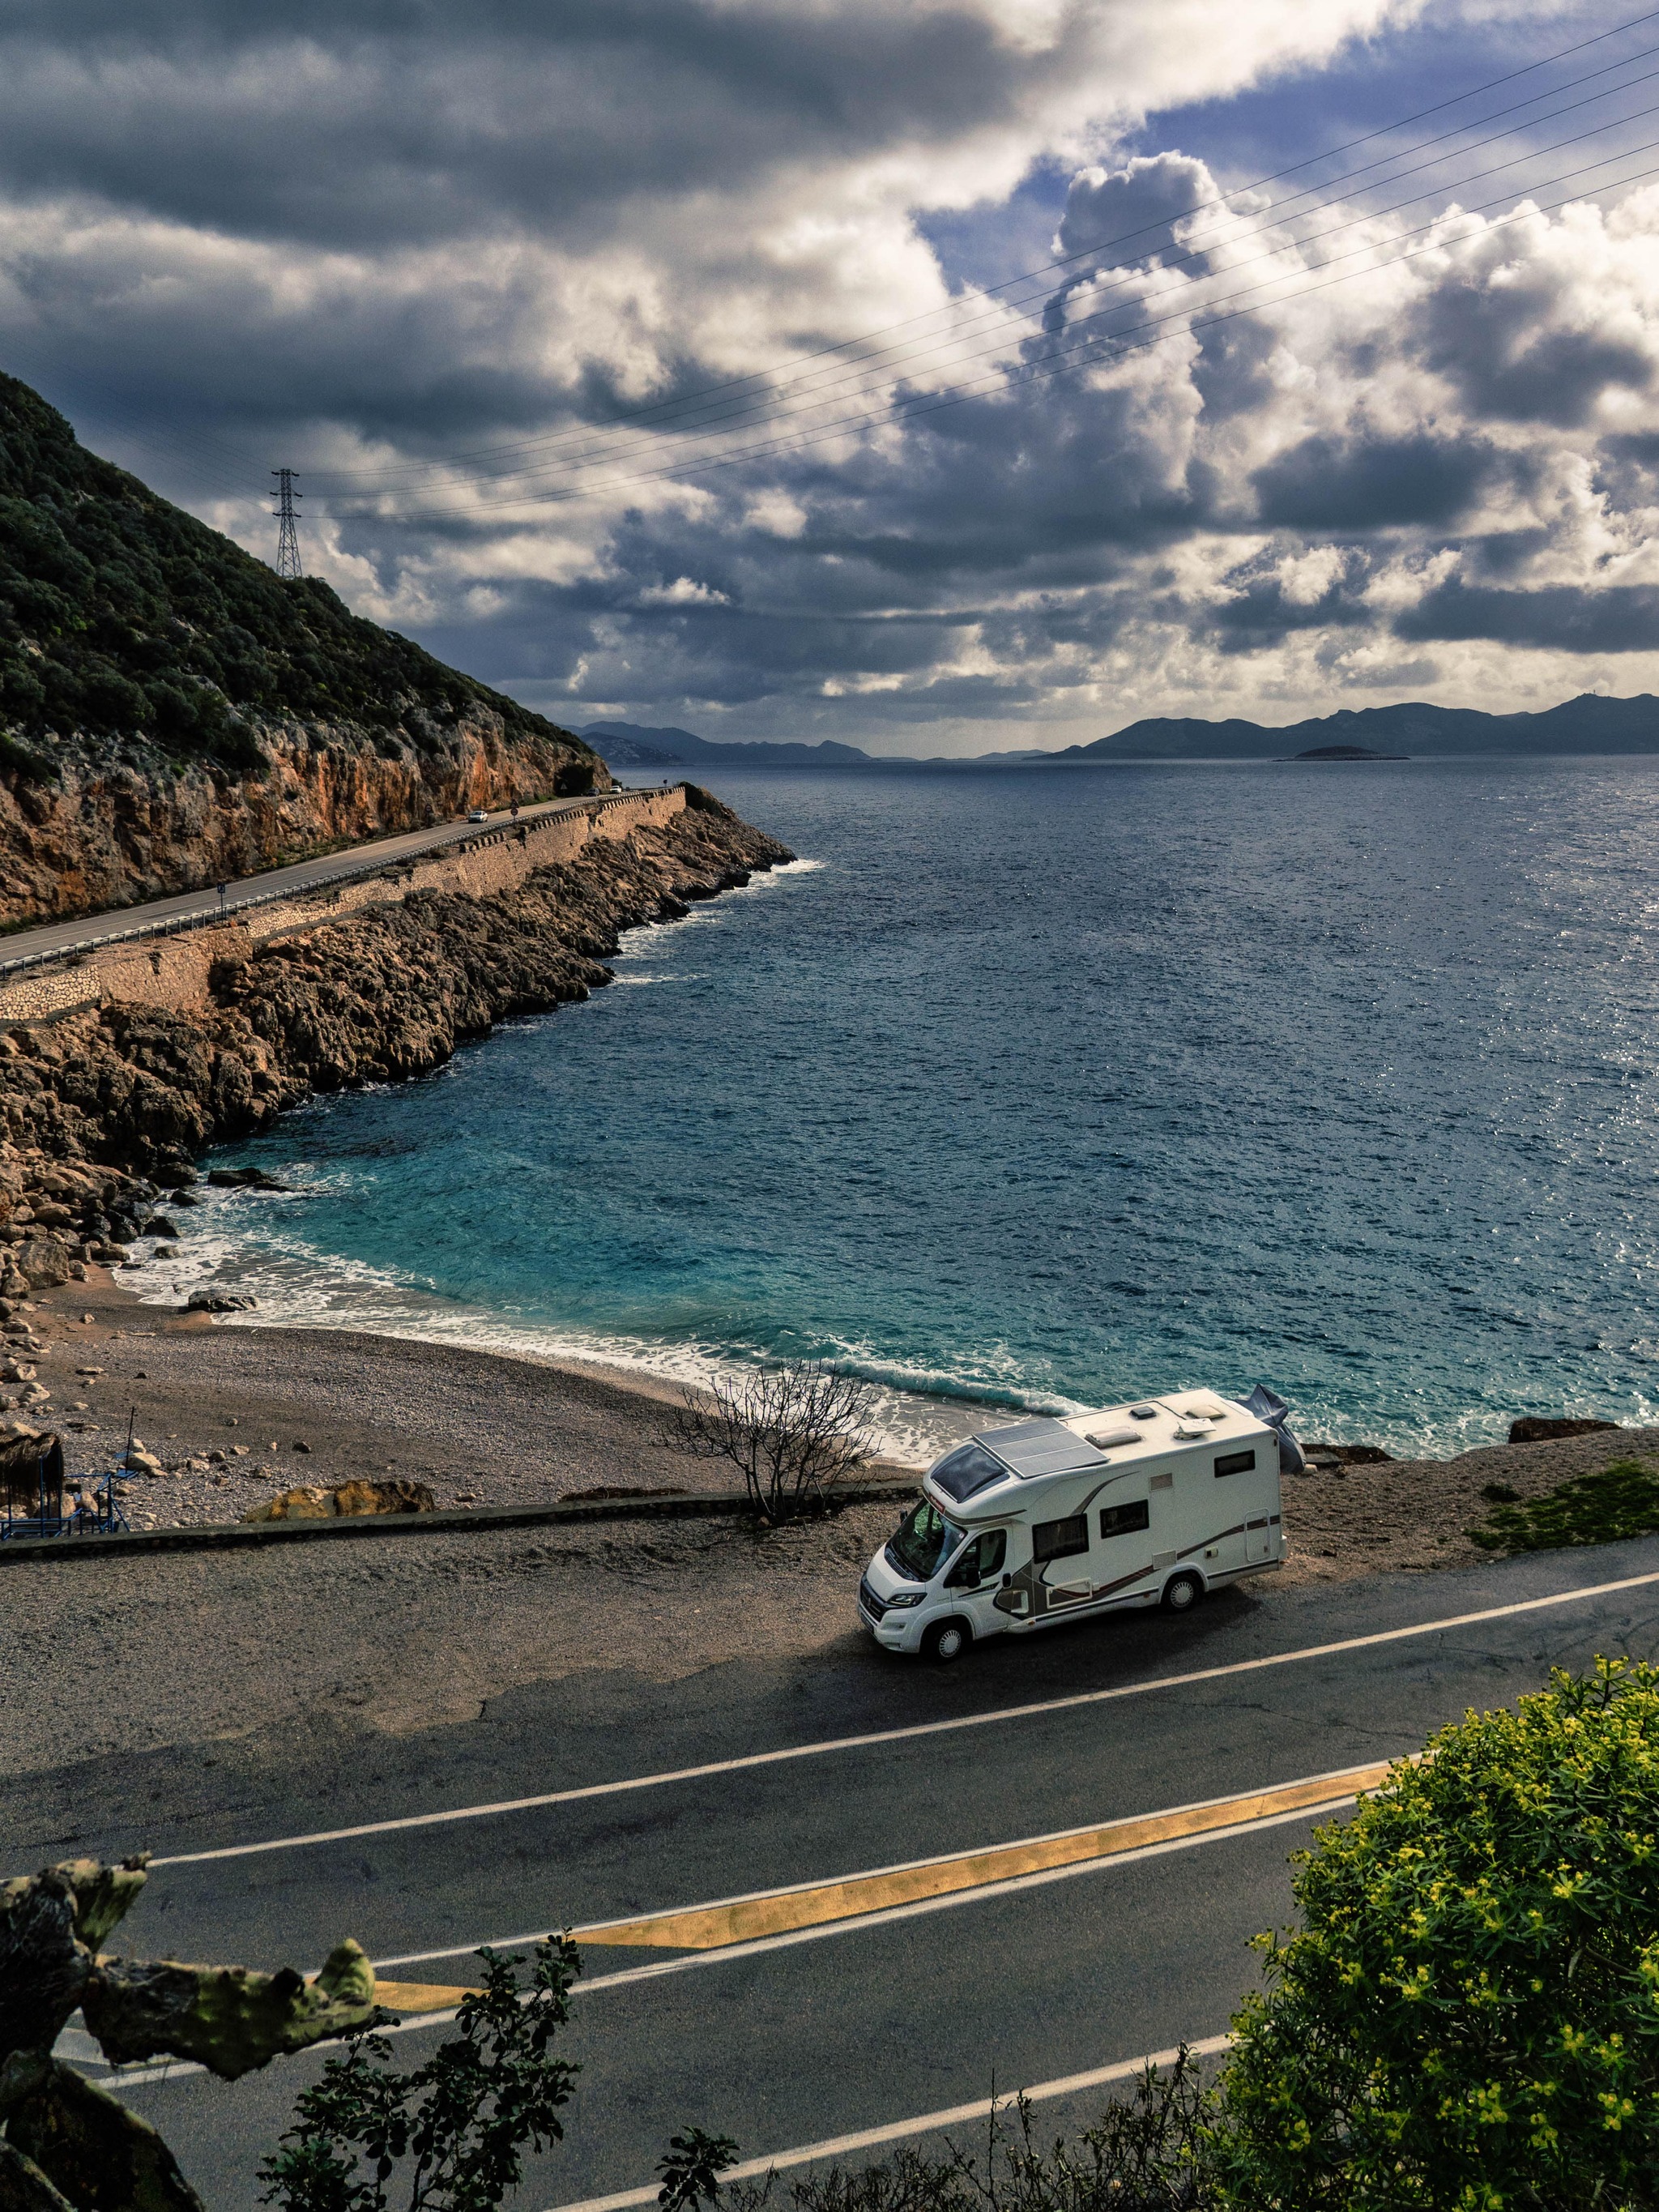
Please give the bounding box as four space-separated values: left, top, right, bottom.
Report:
0 788 791 1297
0 372 608 927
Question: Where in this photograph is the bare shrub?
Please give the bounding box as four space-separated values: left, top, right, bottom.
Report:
667 1360 876 1524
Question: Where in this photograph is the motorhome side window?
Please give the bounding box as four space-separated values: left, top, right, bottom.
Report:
1032 1514 1089 1564
1098 1498 1150 1540
1213 1450 1256 1478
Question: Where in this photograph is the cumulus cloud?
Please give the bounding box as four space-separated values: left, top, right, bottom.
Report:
8 0 1659 744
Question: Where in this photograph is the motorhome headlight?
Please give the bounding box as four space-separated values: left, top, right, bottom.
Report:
884 1590 927 1608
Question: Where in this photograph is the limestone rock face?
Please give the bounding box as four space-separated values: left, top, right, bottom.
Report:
0 791 791 1225
0 788 792 1309
0 718 608 930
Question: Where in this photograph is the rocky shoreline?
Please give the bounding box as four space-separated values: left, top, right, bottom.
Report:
0 786 792 1381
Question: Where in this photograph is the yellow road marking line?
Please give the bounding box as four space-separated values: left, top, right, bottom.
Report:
573 1758 1398 1952
372 1978 484 2012
362 1758 1401 2014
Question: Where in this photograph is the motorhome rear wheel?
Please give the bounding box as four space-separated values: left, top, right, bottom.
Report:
1161 1570 1205 1613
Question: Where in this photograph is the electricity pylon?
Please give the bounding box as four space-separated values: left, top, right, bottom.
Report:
271 468 303 579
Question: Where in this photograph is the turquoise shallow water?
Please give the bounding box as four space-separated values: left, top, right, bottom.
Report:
130 757 1659 1458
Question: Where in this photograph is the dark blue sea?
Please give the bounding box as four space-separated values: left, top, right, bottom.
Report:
130 757 1659 1458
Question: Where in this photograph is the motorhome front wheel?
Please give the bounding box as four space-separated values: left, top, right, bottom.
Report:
1160 1571 1205 1613
924 1618 970 1663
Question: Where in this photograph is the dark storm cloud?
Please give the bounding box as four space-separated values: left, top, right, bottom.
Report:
1189 312 1277 422
1205 552 1372 648
0 0 1106 252
1410 257 1656 427
1055 153 1222 275
1397 579 1659 651
1252 431 1499 529
6 0 1659 740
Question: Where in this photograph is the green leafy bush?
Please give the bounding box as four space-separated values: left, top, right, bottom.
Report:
1469 1458 1659 1554
1211 1659 1659 2210
0 373 598 779
259 1941 582 2212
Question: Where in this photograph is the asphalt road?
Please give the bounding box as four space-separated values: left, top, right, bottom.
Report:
0 795 601 970
17 1537 1659 2212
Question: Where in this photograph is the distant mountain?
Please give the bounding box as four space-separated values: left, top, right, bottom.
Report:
578 720 883 768
582 697 1659 771
1060 696 1659 760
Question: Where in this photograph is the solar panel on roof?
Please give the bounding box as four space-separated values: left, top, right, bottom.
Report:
975 1416 1110 1480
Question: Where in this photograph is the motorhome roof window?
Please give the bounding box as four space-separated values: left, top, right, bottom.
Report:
887 1499 966 1582
930 1441 1009 1502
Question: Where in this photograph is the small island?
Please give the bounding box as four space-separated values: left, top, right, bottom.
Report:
1286 745 1409 761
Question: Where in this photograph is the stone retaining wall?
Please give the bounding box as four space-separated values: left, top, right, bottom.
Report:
0 786 685 1026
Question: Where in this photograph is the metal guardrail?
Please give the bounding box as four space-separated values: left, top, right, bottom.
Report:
0 786 668 986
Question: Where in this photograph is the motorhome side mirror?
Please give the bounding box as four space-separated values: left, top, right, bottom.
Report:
1000 1574 1011 1587
945 1564 979 1589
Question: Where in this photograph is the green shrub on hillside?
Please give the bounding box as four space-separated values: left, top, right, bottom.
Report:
1211 1659 1659 2209
0 372 597 779
1470 1458 1659 1554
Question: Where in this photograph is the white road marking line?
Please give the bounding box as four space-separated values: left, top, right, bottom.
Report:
369 1757 1387 1967
99 1791 1354 2085
147 1565 1659 1868
544 2035 1237 2212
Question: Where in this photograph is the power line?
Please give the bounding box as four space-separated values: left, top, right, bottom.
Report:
333 121 1659 527
300 1 1659 493
352 126 1659 532
271 468 303 579
313 61 1659 511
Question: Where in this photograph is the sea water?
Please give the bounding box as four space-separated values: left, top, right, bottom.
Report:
124 756 1659 1460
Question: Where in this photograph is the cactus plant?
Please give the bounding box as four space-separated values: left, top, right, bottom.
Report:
0 1856 379 2212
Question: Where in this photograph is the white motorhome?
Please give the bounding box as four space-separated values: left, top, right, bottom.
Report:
858 1389 1291 1661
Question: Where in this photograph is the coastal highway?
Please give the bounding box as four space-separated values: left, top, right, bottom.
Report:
22 1536 1659 2212
0 793 611 972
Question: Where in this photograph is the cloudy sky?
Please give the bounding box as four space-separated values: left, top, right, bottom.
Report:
6 0 1659 750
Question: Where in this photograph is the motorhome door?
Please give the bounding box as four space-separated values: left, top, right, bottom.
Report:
944 1527 1009 1634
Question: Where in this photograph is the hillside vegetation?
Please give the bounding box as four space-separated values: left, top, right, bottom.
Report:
0 373 608 925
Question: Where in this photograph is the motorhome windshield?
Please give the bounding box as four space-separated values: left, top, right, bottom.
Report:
886 1501 966 1583
929 1441 1009 1502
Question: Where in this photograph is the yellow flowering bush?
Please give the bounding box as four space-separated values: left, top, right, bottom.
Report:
1212 1659 1659 2208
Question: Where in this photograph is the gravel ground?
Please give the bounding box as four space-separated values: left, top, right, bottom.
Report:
9 1270 1653 1571
0 1497 906 1770
2 1267 864 1527
1277 1424 1659 1580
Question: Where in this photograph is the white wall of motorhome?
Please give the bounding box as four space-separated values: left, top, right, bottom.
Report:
857 1396 1287 1660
